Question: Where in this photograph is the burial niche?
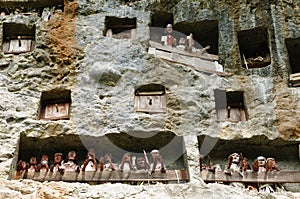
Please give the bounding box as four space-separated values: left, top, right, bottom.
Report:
198 135 300 191
2 23 35 54
104 16 137 39
39 89 71 120
135 84 166 113
0 0 63 9
175 20 219 55
214 89 247 122
150 12 174 43
286 37 300 87
238 27 271 69
13 132 188 184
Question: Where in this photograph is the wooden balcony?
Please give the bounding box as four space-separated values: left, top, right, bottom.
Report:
201 170 300 183
148 41 224 76
289 73 300 87
14 170 189 183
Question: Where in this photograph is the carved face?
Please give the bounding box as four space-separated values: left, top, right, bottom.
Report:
123 153 131 162
257 156 266 167
104 153 112 163
54 153 63 164
68 151 77 161
166 24 173 34
41 155 48 165
179 38 186 45
87 150 95 160
30 157 37 165
231 153 240 163
151 152 160 159
242 158 248 166
266 158 275 167
137 157 146 169
18 160 27 170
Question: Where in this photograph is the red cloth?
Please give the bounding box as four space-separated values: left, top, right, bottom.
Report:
166 35 175 46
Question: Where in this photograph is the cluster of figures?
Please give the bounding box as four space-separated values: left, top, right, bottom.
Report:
14 149 167 179
200 153 286 193
160 24 210 54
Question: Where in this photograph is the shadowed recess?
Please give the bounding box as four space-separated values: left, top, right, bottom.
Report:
16 132 187 170
198 135 299 161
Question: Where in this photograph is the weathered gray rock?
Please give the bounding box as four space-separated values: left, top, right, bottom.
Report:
0 0 299 198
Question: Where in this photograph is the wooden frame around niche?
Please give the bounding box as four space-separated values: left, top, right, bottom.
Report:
39 89 71 120
134 84 166 113
13 133 189 184
238 27 271 69
286 37 300 87
198 136 300 184
104 16 137 39
2 23 35 54
214 89 247 122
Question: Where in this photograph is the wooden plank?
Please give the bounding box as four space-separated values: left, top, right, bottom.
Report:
44 103 70 120
201 170 300 183
149 40 219 61
154 49 225 76
108 25 136 28
20 170 189 182
290 73 300 82
135 95 166 113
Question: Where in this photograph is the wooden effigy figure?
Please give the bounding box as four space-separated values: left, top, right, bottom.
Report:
149 149 166 175
50 153 63 172
99 153 118 171
82 149 98 172
14 160 28 179
61 151 80 172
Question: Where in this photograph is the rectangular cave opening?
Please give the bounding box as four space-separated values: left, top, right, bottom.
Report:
13 132 189 184
0 4 64 20
39 89 71 120
238 27 271 69
0 0 63 9
150 12 174 43
104 16 137 39
135 84 166 114
174 20 219 55
214 89 247 122
2 23 35 54
197 135 300 191
286 37 300 87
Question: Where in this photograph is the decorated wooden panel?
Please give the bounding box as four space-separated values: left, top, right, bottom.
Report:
135 94 166 113
217 107 246 122
43 102 70 120
14 170 188 183
3 38 35 54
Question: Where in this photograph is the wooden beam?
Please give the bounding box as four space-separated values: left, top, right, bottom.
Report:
151 48 225 76
201 170 300 183
149 41 219 61
16 170 189 183
290 73 300 82
107 25 136 29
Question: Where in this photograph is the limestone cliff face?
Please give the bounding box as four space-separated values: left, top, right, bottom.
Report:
0 0 299 198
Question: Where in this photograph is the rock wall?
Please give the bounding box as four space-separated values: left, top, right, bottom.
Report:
0 0 299 198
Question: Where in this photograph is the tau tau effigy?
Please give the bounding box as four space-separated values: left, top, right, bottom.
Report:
14 149 188 183
148 24 223 74
200 152 300 193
